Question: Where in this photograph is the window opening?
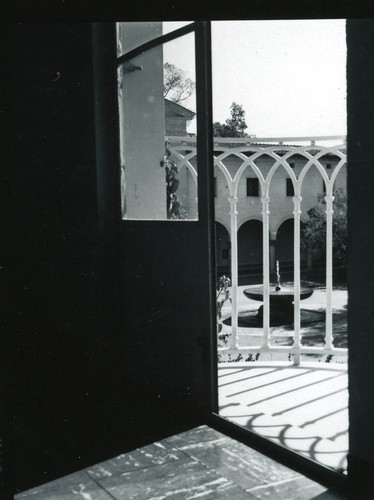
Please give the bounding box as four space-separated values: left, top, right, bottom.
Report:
246 178 259 197
117 23 198 220
286 178 295 196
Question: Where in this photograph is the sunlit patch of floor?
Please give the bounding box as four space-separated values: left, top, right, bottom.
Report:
218 361 348 472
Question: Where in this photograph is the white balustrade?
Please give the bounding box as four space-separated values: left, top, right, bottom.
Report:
261 196 271 348
167 135 348 364
228 196 239 349
293 193 302 365
324 193 335 350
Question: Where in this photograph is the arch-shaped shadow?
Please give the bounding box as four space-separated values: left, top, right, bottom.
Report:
218 363 348 471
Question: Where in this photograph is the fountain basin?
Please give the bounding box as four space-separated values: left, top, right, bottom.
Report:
243 285 314 323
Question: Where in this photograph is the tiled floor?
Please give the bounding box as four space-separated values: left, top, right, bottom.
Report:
16 426 346 499
218 362 348 472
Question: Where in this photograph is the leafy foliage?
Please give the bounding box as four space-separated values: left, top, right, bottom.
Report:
213 102 250 138
301 187 347 264
163 62 195 104
217 275 231 345
161 145 188 219
216 276 261 363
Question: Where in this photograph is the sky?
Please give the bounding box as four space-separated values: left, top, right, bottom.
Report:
163 20 347 139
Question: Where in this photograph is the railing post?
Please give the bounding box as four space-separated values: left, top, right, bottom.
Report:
325 194 335 350
261 196 271 348
293 195 302 365
229 196 239 349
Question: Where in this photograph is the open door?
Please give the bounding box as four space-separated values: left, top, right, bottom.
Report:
212 20 348 484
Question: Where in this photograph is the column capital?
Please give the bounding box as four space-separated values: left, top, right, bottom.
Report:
324 195 335 215
261 196 270 217
292 195 302 216
324 195 335 203
228 196 238 216
261 196 270 216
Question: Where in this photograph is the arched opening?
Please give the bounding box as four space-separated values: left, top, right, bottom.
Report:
215 222 230 276
238 220 263 277
275 219 294 272
275 219 308 277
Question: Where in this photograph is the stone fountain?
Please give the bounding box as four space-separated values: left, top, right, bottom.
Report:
237 261 315 327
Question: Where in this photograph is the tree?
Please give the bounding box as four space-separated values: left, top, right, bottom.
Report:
163 62 195 104
213 102 249 138
301 187 347 264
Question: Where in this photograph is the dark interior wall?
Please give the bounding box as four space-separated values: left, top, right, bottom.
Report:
4 22 213 496
5 23 111 493
347 19 374 499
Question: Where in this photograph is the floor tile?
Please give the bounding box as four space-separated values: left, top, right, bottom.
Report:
173 483 258 499
15 470 112 499
175 435 300 491
86 440 185 479
15 426 346 500
246 476 328 500
97 456 243 500
163 425 227 449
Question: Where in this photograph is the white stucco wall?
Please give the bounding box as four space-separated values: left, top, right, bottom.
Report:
213 154 346 235
118 23 167 220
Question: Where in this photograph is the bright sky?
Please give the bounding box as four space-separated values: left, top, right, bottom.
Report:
164 20 347 138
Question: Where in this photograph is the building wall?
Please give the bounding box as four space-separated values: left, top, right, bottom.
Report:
214 153 347 234
165 116 190 136
5 23 212 495
174 148 346 271
118 23 167 220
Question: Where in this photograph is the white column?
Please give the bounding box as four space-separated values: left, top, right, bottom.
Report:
261 196 270 348
293 195 302 365
229 196 239 349
325 194 334 350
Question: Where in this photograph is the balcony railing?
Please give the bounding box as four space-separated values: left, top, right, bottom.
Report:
167 135 347 365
